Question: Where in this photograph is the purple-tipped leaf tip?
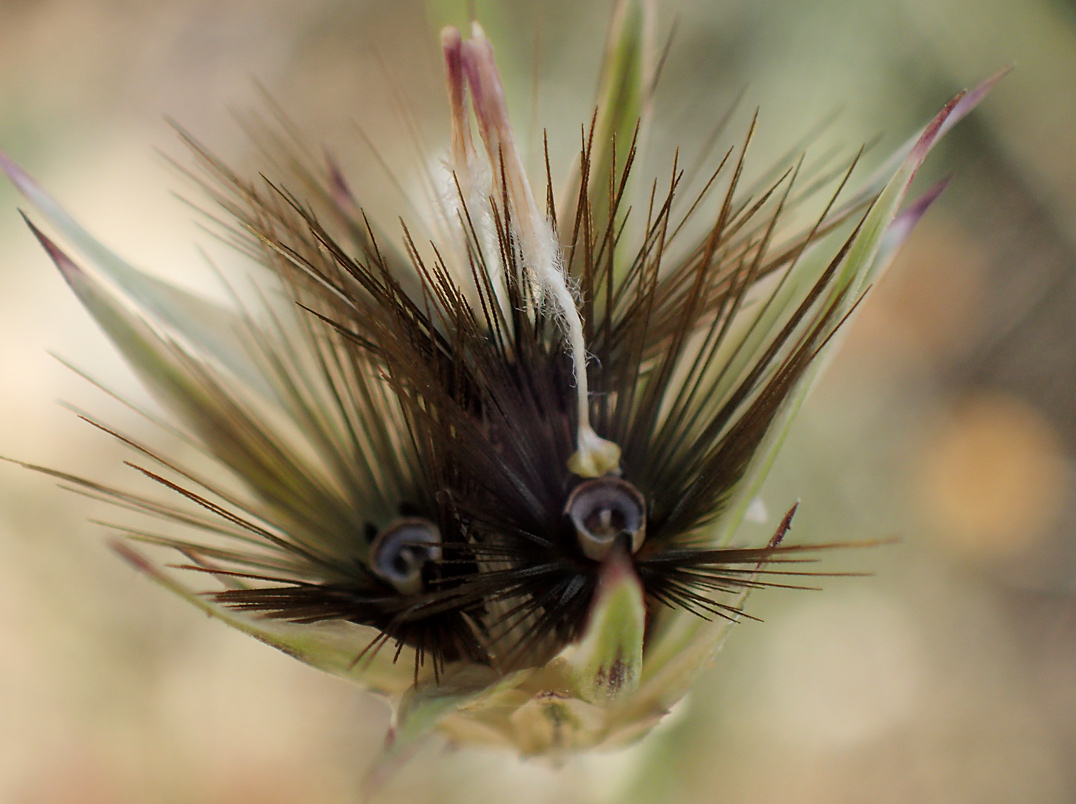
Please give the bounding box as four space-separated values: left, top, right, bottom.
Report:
111 540 158 576
907 175 953 213
21 214 85 284
910 91 965 164
938 66 1012 141
912 67 1011 163
0 150 38 198
324 150 355 209
885 177 952 248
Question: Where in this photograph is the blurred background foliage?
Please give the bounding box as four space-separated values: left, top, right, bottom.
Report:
1 0 1075 801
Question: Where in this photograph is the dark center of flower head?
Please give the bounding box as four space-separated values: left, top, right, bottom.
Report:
369 518 443 595
565 477 646 561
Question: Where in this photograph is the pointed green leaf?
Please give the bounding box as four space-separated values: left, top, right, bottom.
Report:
24 215 230 427
0 152 266 392
718 97 974 554
638 86 996 714
561 0 655 240
26 220 357 545
591 0 655 217
720 72 1006 400
832 68 1009 220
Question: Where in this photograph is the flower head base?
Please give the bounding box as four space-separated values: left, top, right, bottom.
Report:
3 2 1002 761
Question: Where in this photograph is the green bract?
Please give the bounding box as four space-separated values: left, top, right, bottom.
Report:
3 0 999 763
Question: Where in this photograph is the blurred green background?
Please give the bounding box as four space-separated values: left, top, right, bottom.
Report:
1 0 1075 801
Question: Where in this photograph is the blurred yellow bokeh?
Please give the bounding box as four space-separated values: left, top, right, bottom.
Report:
919 392 1066 557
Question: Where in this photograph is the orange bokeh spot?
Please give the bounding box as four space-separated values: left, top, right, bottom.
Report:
918 392 1066 558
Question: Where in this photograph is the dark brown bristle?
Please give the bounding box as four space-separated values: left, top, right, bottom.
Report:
21 90 876 678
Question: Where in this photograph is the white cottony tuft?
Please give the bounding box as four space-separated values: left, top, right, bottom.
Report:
452 23 621 478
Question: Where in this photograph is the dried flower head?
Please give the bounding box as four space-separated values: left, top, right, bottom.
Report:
3 3 999 762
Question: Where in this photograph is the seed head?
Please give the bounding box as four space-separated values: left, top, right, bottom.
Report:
1 2 1003 761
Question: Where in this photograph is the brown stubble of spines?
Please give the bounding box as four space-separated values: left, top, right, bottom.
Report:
145 106 880 673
